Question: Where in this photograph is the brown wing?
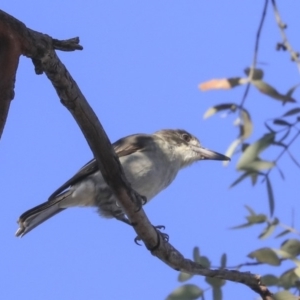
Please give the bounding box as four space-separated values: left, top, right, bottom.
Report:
48 133 152 201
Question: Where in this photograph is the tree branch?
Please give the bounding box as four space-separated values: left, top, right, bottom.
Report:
0 10 274 299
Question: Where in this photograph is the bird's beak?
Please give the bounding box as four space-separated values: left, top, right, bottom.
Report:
193 146 230 161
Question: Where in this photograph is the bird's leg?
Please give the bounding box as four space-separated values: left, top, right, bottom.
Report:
115 194 147 212
131 193 147 212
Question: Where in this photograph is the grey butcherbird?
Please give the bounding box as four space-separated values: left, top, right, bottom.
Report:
16 129 230 237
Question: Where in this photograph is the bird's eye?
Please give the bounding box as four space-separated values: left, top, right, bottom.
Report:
182 133 191 142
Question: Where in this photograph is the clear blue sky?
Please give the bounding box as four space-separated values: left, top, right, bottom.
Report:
1 1 300 299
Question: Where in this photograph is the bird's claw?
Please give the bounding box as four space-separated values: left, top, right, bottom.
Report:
133 194 147 212
134 224 169 246
154 225 169 242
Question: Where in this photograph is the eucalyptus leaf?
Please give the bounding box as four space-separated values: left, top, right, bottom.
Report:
229 172 251 188
205 277 226 288
212 287 222 300
245 205 256 216
286 82 300 98
178 272 194 282
193 247 201 263
248 247 280 266
230 222 253 230
244 67 264 80
282 107 300 117
223 139 241 166
247 214 267 224
237 133 275 170
273 119 292 126
273 290 297 300
281 239 300 258
251 80 296 103
266 176 275 216
258 224 276 240
220 253 227 269
166 284 204 300
239 109 253 139
203 103 237 119
279 268 299 289
275 229 291 238
261 274 279 286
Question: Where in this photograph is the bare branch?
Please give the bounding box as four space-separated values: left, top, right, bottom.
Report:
0 10 274 299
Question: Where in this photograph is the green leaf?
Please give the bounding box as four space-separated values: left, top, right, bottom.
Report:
212 287 222 300
282 107 300 117
237 133 275 170
230 222 253 230
220 253 227 269
251 80 296 103
244 67 264 80
286 82 300 98
203 103 237 119
193 247 201 263
266 176 275 216
275 229 291 238
279 268 299 289
166 284 203 300
178 272 194 282
273 290 298 300
205 277 226 288
197 256 211 268
248 247 281 266
258 223 277 239
294 266 300 277
273 119 292 126
229 172 252 189
261 274 279 286
223 139 241 166
245 205 256 216
239 109 253 140
229 172 252 188
281 239 300 258
247 214 267 224
239 159 274 172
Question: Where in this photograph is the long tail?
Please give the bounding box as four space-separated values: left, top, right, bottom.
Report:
15 191 71 237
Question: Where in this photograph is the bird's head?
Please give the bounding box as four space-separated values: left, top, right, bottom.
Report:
154 129 230 168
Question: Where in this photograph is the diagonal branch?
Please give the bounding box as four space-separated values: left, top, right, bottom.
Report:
0 10 274 299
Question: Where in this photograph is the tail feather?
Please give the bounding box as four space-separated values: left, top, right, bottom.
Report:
16 191 71 237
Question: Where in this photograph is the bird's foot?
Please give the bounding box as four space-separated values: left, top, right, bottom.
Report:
132 194 147 212
134 225 169 246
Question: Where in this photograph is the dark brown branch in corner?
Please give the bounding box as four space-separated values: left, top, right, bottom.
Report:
0 10 274 300
0 14 23 138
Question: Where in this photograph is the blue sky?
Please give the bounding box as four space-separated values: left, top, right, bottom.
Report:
1 1 300 299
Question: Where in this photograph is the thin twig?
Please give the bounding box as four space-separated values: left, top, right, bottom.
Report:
239 0 269 111
271 0 300 73
265 127 300 178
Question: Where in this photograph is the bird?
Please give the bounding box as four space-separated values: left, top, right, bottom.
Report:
15 129 230 237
